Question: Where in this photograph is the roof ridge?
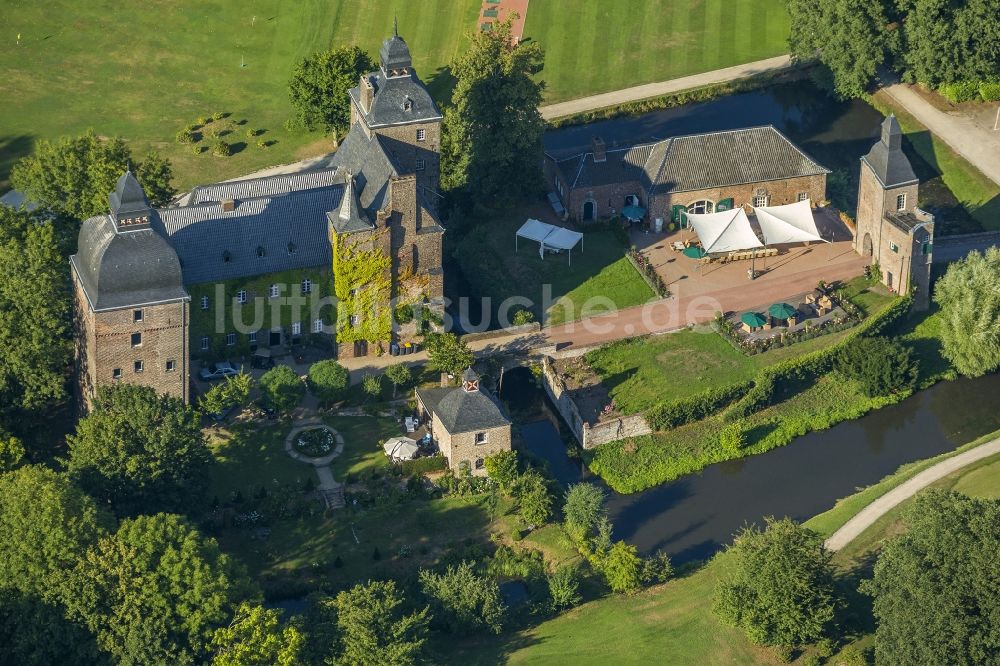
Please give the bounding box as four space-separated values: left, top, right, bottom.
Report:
765 124 831 175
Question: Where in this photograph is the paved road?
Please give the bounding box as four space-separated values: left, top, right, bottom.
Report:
538 55 794 121
881 82 1000 187
824 437 1000 551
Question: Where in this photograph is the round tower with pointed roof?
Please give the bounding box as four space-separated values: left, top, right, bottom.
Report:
70 173 191 408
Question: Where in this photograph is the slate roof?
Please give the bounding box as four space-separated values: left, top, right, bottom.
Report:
348 70 441 128
109 170 151 219
380 30 413 71
417 384 511 434
325 122 400 217
327 174 373 234
550 126 830 196
72 214 188 311
862 115 918 188
154 174 340 285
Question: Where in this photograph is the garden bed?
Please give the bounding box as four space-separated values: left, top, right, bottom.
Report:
293 426 337 457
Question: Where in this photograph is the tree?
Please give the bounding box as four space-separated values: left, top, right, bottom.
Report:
10 130 174 222
514 469 552 528
713 517 837 647
361 373 383 400
211 603 304 666
901 0 1000 86
385 363 412 398
65 513 250 666
418 561 506 635
259 365 306 415
67 383 212 515
483 450 519 491
307 359 350 402
328 580 430 666
0 432 25 472
440 17 545 202
0 588 107 666
424 332 475 379
288 46 373 133
200 371 253 416
602 541 642 594
934 247 1000 377
836 336 918 397
0 206 72 433
862 490 1000 665
786 0 892 98
0 465 109 601
547 565 582 611
563 483 607 542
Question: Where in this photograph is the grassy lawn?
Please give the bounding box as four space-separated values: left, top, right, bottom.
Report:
454 210 654 327
323 414 400 480
207 421 314 500
524 0 791 104
869 91 1000 233
0 0 480 190
586 277 892 415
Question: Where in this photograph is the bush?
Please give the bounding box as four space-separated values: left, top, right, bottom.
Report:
547 565 582 610
980 81 1000 101
175 129 195 144
938 80 981 103
718 422 748 456
602 541 642 594
835 337 918 397
361 374 383 399
483 450 518 492
256 138 269 149
211 111 226 121
246 128 260 139
563 483 607 542
394 303 414 324
640 550 674 586
647 381 752 429
258 365 305 414
419 561 506 634
192 145 205 155
212 140 232 157
512 308 535 326
307 359 349 402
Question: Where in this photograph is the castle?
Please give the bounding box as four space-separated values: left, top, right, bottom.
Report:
70 29 444 406
854 115 934 309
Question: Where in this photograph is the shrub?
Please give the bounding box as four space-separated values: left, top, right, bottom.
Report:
640 550 674 586
602 541 642 593
647 381 753 429
512 308 535 326
256 138 269 149
175 129 195 144
419 561 506 634
563 483 607 542
718 422 748 456
212 140 232 157
394 303 414 324
361 373 383 399
835 337 917 397
307 359 349 402
483 450 518 492
192 145 205 155
938 80 981 103
980 81 1000 101
258 365 305 414
246 128 260 139
547 565 582 610
196 116 209 125
211 111 226 121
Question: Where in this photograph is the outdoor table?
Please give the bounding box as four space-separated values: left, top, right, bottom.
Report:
683 246 707 259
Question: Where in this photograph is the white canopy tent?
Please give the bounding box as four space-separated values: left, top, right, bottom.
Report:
754 199 827 245
515 219 584 265
686 208 764 254
383 437 419 462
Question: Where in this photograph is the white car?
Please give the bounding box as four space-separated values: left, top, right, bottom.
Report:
199 361 238 381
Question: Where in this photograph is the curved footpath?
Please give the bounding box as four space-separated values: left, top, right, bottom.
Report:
825 437 1000 551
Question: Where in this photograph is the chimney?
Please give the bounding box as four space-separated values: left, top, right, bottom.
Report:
221 198 235 212
360 74 374 114
592 136 607 163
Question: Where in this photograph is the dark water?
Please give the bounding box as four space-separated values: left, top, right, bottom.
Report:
502 368 1000 564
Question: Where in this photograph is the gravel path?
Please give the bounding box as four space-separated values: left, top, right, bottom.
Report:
824 437 1000 551
539 55 793 121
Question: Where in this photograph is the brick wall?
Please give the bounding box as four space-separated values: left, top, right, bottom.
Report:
375 121 441 200
433 411 513 476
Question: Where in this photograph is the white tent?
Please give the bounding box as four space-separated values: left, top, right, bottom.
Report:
515 219 584 265
383 437 419 462
754 199 827 245
686 208 763 254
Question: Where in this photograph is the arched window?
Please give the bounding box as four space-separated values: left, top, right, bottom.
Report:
687 200 714 215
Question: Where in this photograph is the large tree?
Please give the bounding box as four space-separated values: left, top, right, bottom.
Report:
258 365 306 415
327 580 430 666
864 490 1000 665
288 46 374 134
786 0 893 98
65 513 250 666
307 359 350 403
0 465 109 602
424 332 475 379
0 588 106 666
901 0 1000 86
933 247 1000 377
10 130 174 222
419 561 506 635
440 17 545 202
713 517 837 647
0 206 72 435
67 383 212 515
835 336 918 397
563 483 607 543
210 603 304 666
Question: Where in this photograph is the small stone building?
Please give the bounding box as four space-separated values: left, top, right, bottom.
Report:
854 115 934 309
415 370 512 476
545 125 829 224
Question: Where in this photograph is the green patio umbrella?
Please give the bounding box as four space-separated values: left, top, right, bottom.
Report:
768 302 797 320
622 204 647 220
740 311 768 328
683 246 707 259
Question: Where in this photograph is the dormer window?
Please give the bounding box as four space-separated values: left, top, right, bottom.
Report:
256 245 266 258
236 290 247 304
269 284 280 298
403 96 413 111
222 250 232 263
287 242 297 254
301 279 312 295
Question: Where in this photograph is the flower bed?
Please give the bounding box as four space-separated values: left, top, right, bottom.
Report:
293 427 336 457
626 248 670 299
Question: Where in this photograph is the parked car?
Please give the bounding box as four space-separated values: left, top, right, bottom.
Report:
250 354 275 370
199 361 238 381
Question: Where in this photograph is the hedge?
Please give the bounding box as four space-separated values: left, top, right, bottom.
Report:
938 80 981 103
400 456 447 475
647 381 753 430
980 81 1000 102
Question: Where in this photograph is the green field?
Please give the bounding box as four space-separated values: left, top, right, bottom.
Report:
0 0 480 190
524 0 791 102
